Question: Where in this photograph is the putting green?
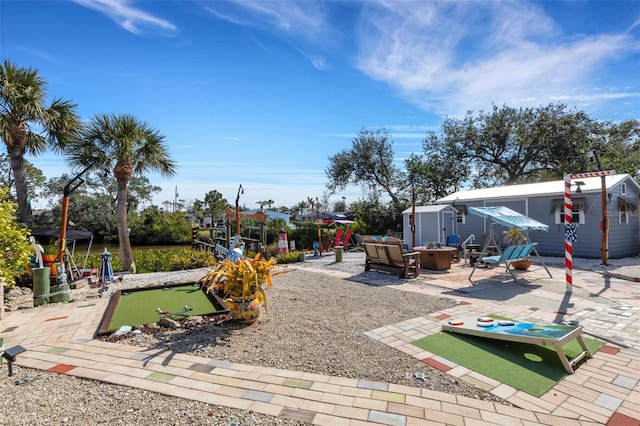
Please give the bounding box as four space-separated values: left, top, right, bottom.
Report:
413 328 604 397
98 283 228 334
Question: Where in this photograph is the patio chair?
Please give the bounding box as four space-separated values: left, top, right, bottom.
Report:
446 234 460 246
445 234 461 262
334 229 343 247
340 230 353 249
467 232 499 266
351 233 365 251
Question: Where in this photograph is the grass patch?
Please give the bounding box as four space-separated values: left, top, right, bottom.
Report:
413 324 604 397
107 284 224 331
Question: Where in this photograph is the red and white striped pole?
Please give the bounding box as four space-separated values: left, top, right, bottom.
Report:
564 175 573 289
564 170 615 289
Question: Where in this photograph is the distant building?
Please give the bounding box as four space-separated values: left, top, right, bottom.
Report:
244 209 294 228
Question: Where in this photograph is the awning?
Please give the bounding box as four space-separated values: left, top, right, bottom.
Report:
31 228 93 241
468 206 549 231
550 198 585 213
618 197 637 210
323 219 355 225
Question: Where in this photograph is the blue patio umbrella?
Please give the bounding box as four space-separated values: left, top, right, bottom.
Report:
99 248 114 283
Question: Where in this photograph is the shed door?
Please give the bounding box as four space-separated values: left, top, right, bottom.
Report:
418 213 439 246
441 211 456 241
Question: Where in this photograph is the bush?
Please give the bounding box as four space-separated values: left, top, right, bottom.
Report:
80 246 215 274
0 189 32 288
275 251 305 264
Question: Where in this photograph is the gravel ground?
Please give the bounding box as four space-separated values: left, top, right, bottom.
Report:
1 252 638 426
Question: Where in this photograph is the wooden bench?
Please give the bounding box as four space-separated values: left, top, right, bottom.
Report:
364 243 420 278
468 243 537 285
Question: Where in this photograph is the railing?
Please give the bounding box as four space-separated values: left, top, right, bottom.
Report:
191 239 217 253
460 234 475 263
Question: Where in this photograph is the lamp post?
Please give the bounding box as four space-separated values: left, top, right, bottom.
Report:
235 184 243 236
56 162 96 263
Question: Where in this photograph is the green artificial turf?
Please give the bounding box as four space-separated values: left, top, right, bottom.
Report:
413 323 604 397
108 284 222 330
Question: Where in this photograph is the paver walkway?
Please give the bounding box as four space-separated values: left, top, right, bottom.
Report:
1 259 639 425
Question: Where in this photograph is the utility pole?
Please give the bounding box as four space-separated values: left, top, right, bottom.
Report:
173 186 178 213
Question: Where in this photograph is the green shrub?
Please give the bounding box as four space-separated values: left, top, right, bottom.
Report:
265 242 279 257
79 246 215 274
168 248 216 271
275 251 304 264
0 189 32 288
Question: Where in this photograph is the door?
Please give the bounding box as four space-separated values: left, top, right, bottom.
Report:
441 210 456 242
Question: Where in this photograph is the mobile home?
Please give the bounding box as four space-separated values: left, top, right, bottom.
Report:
434 174 639 259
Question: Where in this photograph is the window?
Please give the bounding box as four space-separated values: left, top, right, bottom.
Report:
620 206 629 224
552 198 585 224
618 197 636 224
454 204 466 224
621 183 627 195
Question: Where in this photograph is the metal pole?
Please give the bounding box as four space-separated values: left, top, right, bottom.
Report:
56 163 95 263
411 182 416 249
235 184 243 236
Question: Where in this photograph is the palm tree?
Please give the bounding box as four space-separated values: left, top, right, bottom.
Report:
0 60 81 225
67 113 176 270
204 190 227 228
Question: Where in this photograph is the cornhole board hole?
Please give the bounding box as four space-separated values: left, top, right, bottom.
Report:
442 317 592 373
98 282 229 335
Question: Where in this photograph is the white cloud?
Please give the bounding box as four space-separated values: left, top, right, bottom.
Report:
202 1 331 69
202 0 328 41
354 1 640 116
71 0 177 35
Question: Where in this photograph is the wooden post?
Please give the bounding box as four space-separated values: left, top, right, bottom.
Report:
316 198 322 254
411 192 416 249
56 194 70 263
566 170 615 287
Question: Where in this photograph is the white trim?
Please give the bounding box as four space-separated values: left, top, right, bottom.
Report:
438 174 637 203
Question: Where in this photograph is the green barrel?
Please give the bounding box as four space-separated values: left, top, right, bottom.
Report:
50 264 71 303
33 267 51 306
298 252 306 262
50 284 71 303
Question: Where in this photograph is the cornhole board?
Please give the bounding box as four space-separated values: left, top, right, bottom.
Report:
442 317 592 373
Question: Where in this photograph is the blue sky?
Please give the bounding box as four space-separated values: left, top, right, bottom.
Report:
2 0 639 211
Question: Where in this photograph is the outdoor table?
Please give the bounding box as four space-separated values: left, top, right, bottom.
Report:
414 247 453 271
